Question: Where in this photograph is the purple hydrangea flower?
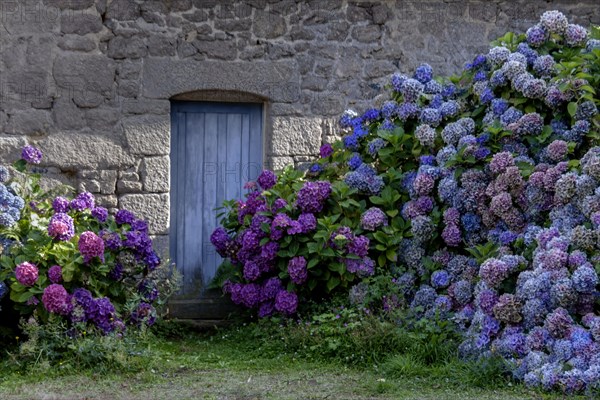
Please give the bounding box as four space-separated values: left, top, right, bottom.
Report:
360 207 388 231
48 213 75 241
414 63 433 83
347 235 369 258
130 302 156 327
243 261 261 281
348 153 363 170
257 170 277 190
288 256 308 285
78 231 105 263
240 283 261 308
91 207 108 223
345 164 384 195
296 181 331 213
115 209 135 225
48 265 63 284
15 262 39 287
571 265 598 294
320 143 334 158
298 213 317 233
21 145 43 164
274 290 298 315
52 196 70 213
74 192 95 210
261 277 284 301
42 284 70 315
526 24 548 47
431 270 451 289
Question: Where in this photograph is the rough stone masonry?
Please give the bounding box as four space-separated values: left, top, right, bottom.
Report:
0 0 599 256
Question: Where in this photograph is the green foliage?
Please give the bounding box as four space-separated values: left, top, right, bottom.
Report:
7 316 143 373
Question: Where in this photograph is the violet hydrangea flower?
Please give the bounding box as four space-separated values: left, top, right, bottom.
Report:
91 207 108 223
360 207 388 231
52 196 70 213
78 231 105 263
320 143 334 158
288 256 308 284
42 284 70 315
48 213 75 241
48 265 63 284
21 145 42 164
274 290 298 315
296 181 331 213
257 170 277 190
115 209 135 225
15 262 38 287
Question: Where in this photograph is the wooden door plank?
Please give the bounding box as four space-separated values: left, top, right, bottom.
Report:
182 112 205 295
202 112 221 285
225 113 242 203
248 106 263 181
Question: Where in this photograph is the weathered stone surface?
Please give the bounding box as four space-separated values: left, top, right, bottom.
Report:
79 179 102 193
120 171 139 181
141 156 170 193
106 0 140 21
351 25 381 43
123 115 170 155
40 134 135 169
301 75 329 91
193 39 237 60
57 35 97 52
52 98 86 130
142 59 300 102
372 4 390 25
289 26 316 41
5 110 52 135
60 12 103 35
269 156 295 171
215 18 253 31
310 94 344 116
182 9 208 22
272 117 323 156
122 99 170 115
53 55 116 107
85 107 121 130
147 35 177 56
96 194 118 208
364 61 396 79
117 180 143 193
108 36 148 59
43 0 95 9
119 194 169 234
98 170 118 194
0 136 28 163
253 11 287 38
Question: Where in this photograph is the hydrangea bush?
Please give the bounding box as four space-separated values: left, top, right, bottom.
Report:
0 147 176 337
212 11 600 393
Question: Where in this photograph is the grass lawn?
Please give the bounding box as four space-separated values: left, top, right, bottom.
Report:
0 321 579 400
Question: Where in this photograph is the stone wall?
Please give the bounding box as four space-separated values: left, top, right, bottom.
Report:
1 0 599 254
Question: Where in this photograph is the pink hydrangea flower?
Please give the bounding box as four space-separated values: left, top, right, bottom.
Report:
78 231 105 263
15 262 38 287
42 284 70 315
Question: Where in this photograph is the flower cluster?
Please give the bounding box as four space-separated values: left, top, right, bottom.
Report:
209 10 600 392
0 169 25 228
0 147 168 337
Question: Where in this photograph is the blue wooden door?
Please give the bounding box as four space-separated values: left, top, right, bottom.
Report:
170 101 263 297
